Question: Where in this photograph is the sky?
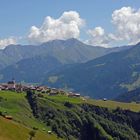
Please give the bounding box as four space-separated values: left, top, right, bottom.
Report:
0 0 140 48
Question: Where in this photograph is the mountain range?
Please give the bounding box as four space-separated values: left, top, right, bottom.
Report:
0 38 137 99
43 42 140 99
0 38 112 70
0 38 125 81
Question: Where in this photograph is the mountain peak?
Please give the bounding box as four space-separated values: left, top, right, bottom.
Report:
66 38 80 42
65 38 84 44
41 38 84 46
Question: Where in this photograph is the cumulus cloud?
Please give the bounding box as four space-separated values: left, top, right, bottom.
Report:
28 11 84 44
112 6 140 44
0 37 17 49
2 7 140 48
86 27 116 48
88 27 105 38
87 7 140 47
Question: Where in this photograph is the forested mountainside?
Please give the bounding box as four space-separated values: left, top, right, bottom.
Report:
44 42 140 99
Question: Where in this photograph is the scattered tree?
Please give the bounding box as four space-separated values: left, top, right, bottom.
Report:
29 130 36 140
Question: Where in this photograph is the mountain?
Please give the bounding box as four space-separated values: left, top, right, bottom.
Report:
0 55 63 83
0 38 113 70
43 42 140 99
39 38 111 64
115 88 140 103
0 38 131 84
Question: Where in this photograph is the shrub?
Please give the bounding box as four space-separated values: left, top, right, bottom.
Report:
64 102 73 108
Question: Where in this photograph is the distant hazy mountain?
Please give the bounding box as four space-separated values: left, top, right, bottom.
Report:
0 55 62 83
0 38 113 70
43 42 140 99
0 38 114 82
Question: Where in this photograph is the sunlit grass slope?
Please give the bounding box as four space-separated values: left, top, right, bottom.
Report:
45 94 140 112
0 91 61 140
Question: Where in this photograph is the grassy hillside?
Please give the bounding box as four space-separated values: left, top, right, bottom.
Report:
0 117 59 140
0 91 45 128
44 94 140 112
0 91 61 140
0 91 140 140
27 91 140 139
33 93 140 140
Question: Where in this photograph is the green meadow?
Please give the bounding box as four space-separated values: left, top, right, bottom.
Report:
0 91 61 140
45 94 140 112
0 91 140 140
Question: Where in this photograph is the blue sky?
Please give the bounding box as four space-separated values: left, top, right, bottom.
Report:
0 0 140 48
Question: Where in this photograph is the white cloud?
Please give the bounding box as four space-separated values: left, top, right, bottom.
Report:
87 7 140 47
88 27 105 37
0 37 17 49
112 6 140 44
86 27 115 48
28 11 85 44
2 7 140 48
87 27 105 46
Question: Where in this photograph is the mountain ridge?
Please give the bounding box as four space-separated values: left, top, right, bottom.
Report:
0 38 137 99
43 42 140 99
0 38 133 69
0 38 111 70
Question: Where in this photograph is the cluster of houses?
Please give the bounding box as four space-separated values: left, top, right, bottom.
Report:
0 79 81 98
0 79 83 127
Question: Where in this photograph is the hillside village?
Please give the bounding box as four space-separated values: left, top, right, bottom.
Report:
0 79 81 98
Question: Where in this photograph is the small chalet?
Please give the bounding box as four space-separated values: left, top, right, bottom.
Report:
68 93 80 97
4 115 13 120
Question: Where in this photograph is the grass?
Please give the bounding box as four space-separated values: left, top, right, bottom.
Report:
44 94 140 112
0 117 60 140
88 99 140 112
0 90 140 139
44 94 83 104
0 91 61 140
0 91 46 129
